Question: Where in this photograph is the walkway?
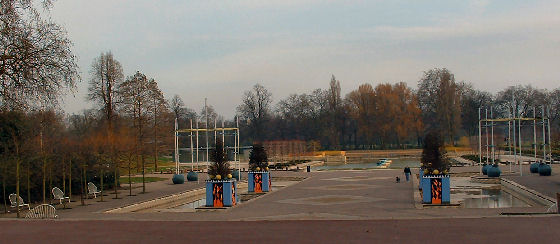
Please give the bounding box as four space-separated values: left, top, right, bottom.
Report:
3 217 559 243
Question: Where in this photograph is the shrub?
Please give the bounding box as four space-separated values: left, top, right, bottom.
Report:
421 131 450 174
208 139 231 179
249 144 269 171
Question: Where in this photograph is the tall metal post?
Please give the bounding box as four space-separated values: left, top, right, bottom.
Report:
508 107 512 156
205 98 209 176
175 117 179 174
542 106 546 163
518 105 522 176
214 119 217 145
486 109 489 164
196 118 199 171
491 107 495 165
237 116 241 181
190 119 194 171
533 107 537 164
478 107 482 174
222 120 225 148
508 107 512 172
547 106 552 164
234 117 237 170
513 105 517 173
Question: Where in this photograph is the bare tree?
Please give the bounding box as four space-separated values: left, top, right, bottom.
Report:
327 75 343 148
417 68 462 143
88 52 123 198
1 0 79 110
118 71 155 193
237 84 272 141
88 52 124 129
147 80 167 171
170 95 185 120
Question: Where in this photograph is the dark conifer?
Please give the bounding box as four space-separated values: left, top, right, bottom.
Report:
209 138 231 179
249 144 268 171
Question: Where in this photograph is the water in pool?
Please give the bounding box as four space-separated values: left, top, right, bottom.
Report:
313 158 420 171
452 188 531 208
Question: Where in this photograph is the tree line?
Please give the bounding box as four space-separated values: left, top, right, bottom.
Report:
2 1 560 215
235 70 560 150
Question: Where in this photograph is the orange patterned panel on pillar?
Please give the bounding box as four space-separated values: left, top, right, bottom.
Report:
431 178 442 204
213 183 223 207
254 173 262 193
231 182 236 206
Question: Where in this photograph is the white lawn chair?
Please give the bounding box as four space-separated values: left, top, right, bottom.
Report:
51 187 70 208
87 182 101 198
25 204 58 219
9 194 30 211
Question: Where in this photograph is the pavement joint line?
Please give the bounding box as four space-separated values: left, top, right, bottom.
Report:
223 177 311 212
3 213 559 222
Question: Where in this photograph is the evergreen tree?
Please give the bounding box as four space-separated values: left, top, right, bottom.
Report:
421 131 449 174
209 139 231 179
249 144 268 171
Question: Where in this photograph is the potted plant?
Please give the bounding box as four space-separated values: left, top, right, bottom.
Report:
205 139 237 207
420 131 451 204
248 144 271 193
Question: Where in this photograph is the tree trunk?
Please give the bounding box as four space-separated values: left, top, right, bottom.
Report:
62 157 66 195
2 173 6 214
42 156 46 204
27 160 30 205
16 157 20 218
154 104 158 171
68 159 72 201
48 162 52 202
114 159 119 199
141 154 145 193
128 158 133 196
100 167 104 202
15 140 20 218
80 164 85 206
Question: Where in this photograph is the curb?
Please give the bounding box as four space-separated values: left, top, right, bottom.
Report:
501 178 556 206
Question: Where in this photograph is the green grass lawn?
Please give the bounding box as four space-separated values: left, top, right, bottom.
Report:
119 176 167 184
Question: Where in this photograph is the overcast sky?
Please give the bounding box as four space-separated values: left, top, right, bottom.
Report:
50 0 560 119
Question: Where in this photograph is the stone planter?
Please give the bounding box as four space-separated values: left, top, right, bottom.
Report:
482 164 490 175
538 164 552 176
186 171 198 181
248 171 270 193
172 174 184 184
487 164 501 177
205 180 238 207
530 163 539 173
421 174 450 204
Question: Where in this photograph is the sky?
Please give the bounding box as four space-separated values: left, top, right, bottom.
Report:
49 0 560 119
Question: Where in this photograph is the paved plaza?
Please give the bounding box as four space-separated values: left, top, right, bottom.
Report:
2 166 560 243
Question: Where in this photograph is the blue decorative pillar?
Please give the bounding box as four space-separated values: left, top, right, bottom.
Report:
421 177 431 203
421 174 450 204
205 180 238 207
442 176 450 204
248 171 270 193
419 169 424 190
262 172 270 192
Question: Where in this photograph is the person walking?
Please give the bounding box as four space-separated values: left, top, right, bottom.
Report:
404 166 411 182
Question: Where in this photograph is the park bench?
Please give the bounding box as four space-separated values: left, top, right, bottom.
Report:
51 187 70 208
87 182 102 198
9 193 30 211
25 204 58 219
